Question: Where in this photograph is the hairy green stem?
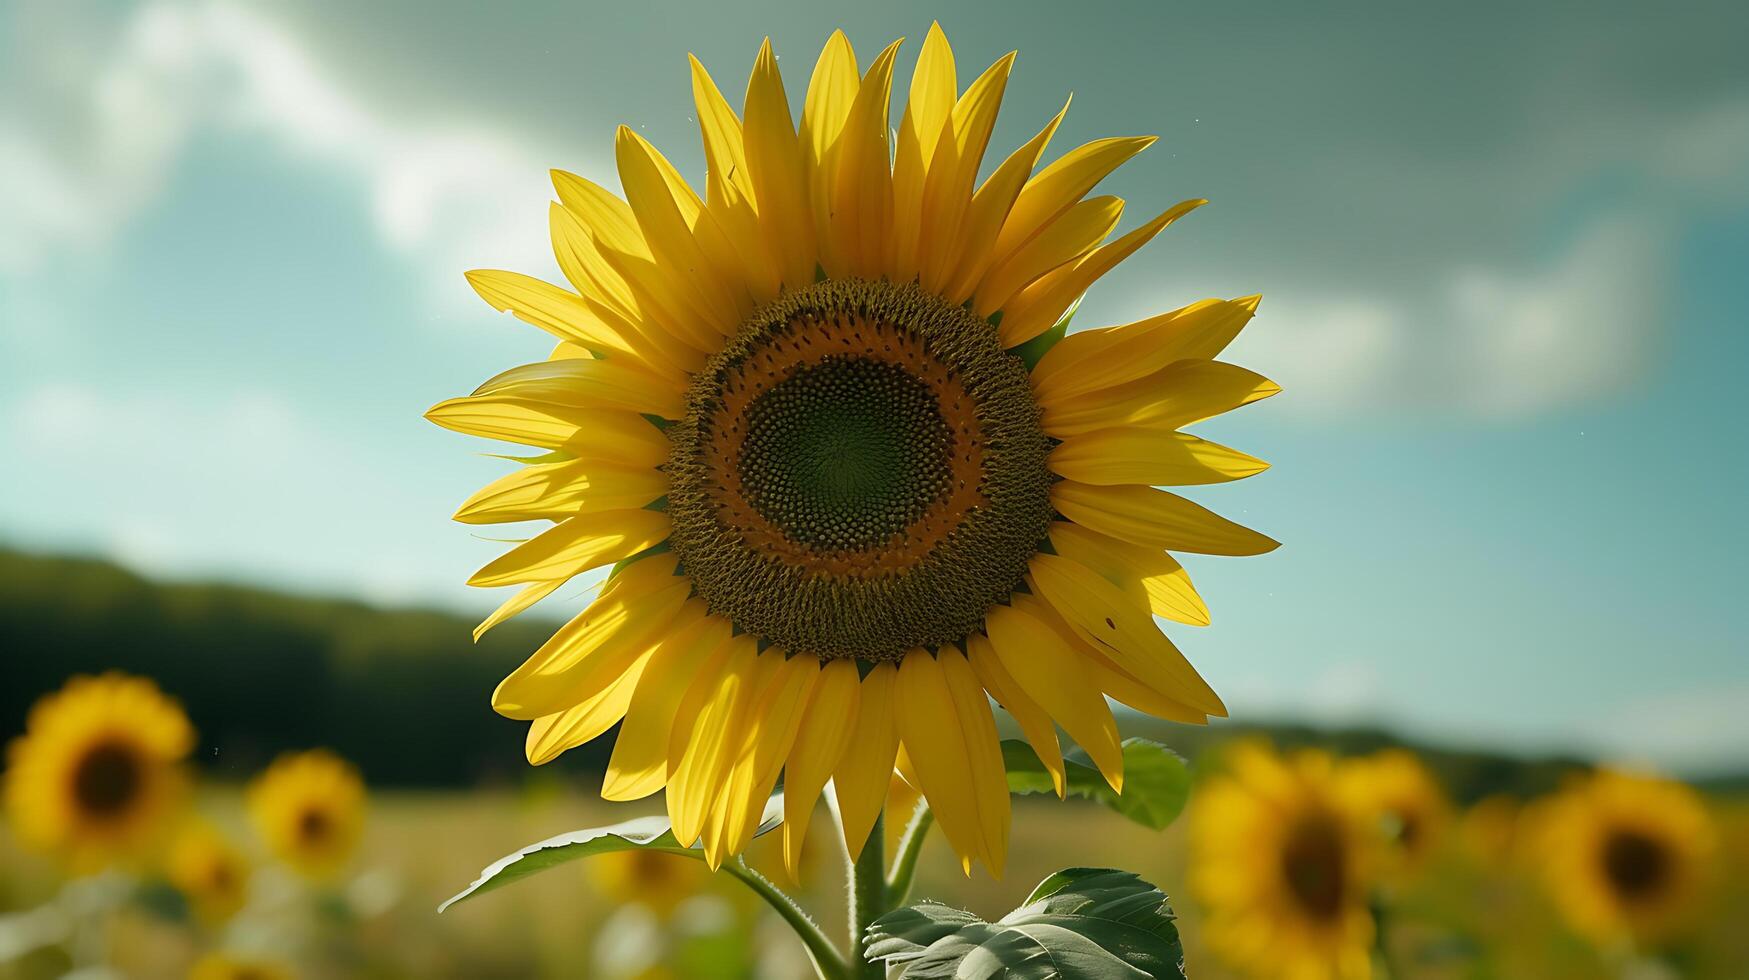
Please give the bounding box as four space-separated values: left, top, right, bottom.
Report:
847 812 889 979
724 858 847 979
885 806 934 906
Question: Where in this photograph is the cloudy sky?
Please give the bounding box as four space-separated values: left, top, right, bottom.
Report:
3 0 1745 772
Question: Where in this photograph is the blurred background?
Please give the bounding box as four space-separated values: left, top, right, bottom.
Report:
3 0 1746 977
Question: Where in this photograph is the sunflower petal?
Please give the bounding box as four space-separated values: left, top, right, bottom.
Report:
742 39 816 289
453 459 667 526
940 97 1073 305
917 52 1017 293
889 22 958 282
800 30 859 276
965 631 1064 797
615 127 745 332
1042 359 1281 437
895 648 1008 877
832 662 900 860
985 601 1123 793
666 635 761 849
704 653 818 869
992 135 1155 263
972 195 1122 317
1049 428 1269 486
782 659 861 879
524 644 656 765
999 199 1206 346
601 616 726 801
1048 521 1210 626
466 509 671 588
1031 295 1262 404
473 578 566 641
1052 481 1280 556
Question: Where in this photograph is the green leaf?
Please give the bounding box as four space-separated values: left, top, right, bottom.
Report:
1003 738 1191 831
1010 296 1083 370
439 794 783 912
866 867 1185 979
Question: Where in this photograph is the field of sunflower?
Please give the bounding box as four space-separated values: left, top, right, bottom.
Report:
5 4 1749 979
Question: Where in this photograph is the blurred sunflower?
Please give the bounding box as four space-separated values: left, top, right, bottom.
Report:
590 848 714 917
247 749 365 879
1191 744 1375 980
1342 748 1449 876
3 673 194 870
166 820 251 923
428 22 1276 877
188 952 295 980
1532 768 1716 946
1458 793 1523 866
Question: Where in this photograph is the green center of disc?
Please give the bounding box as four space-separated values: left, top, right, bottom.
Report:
737 357 953 552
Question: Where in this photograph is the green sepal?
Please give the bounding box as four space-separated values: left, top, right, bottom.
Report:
1010 296 1084 371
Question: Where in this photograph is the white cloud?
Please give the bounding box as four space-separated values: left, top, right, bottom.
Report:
1582 683 1749 777
0 0 583 304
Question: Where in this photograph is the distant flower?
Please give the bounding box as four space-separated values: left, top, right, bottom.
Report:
3 673 193 870
1342 748 1450 877
188 951 294 980
589 848 713 918
247 749 365 879
1530 768 1716 946
1192 743 1376 980
166 820 251 923
428 22 1276 879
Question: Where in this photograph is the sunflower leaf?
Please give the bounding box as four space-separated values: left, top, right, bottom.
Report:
1003 738 1191 831
865 867 1186 979
438 794 783 912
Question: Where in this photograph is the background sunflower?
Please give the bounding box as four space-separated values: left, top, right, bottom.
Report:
247 749 367 879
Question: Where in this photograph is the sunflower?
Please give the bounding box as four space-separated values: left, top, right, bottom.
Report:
166 820 251 923
1342 748 1449 876
247 749 365 879
3 673 194 870
1191 743 1375 980
427 23 1276 876
188 952 295 980
590 847 715 917
1531 768 1716 947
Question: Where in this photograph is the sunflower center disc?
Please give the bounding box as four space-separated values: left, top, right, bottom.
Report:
666 278 1053 662
72 741 144 817
1602 829 1670 900
1280 813 1348 919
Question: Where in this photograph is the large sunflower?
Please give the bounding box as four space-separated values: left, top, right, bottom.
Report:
247 749 366 879
1191 744 1375 980
1531 768 1716 947
3 673 194 870
428 24 1277 876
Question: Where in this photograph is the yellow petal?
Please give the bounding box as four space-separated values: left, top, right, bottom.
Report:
491 580 697 722
985 601 1123 793
742 38 816 289
992 135 1156 263
704 653 818 868
999 199 1206 347
473 578 565 641
1026 553 1224 716
781 660 861 878
1049 428 1269 486
468 358 685 420
973 195 1122 317
467 509 671 588
688 55 781 304
1031 295 1262 404
889 22 957 283
615 127 745 333
965 632 1063 797
894 649 1009 877
525 642 655 765
831 39 903 279
453 459 667 526
940 97 1072 305
1042 359 1281 438
917 52 1017 293
800 30 859 277
465 270 643 361
548 204 706 377
601 616 727 801
1022 599 1213 725
832 662 900 860
1051 481 1280 556
1048 521 1210 627
666 635 761 849
426 396 590 450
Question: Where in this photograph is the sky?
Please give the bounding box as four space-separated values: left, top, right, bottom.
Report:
2 0 1746 774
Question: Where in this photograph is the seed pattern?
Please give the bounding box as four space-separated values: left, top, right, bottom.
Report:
666 278 1054 662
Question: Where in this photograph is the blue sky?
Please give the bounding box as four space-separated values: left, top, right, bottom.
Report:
3 0 1746 772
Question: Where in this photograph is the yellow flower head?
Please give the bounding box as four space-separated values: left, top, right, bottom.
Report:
1531 768 1716 947
166 820 251 923
1191 743 1375 980
1341 748 1450 876
187 952 295 980
589 847 714 917
428 23 1277 878
3 673 194 870
247 749 365 879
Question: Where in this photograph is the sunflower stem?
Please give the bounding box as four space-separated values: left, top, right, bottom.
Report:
847 812 888 979
885 805 933 906
724 858 847 980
